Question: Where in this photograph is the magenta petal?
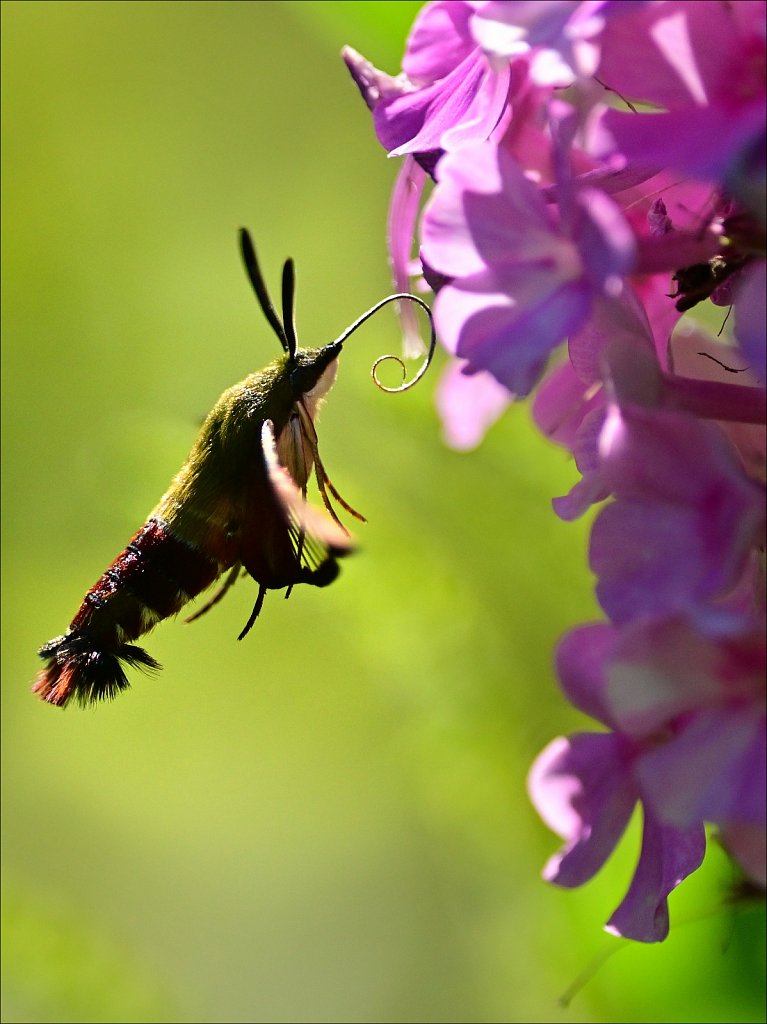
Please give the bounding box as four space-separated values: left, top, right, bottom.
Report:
592 498 711 625
532 359 605 451
555 623 617 727
571 187 636 292
401 0 475 82
568 288 655 387
423 141 605 394
600 102 766 183
441 59 511 152
436 360 512 449
437 274 590 395
528 732 636 888
342 46 405 112
596 0 755 110
636 707 766 830
472 0 612 83
422 142 555 278
552 470 611 521
605 618 722 737
606 812 706 943
375 48 506 157
552 407 611 521
591 407 766 627
596 0 767 183
387 156 429 358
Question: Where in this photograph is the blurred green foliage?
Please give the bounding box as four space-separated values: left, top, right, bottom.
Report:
2 2 764 1022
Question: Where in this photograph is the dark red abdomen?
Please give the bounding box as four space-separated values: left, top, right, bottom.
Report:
34 516 227 707
72 517 224 641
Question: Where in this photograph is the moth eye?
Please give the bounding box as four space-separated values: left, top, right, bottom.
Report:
290 366 310 397
225 520 240 537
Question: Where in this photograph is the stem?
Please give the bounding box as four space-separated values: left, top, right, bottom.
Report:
661 374 766 424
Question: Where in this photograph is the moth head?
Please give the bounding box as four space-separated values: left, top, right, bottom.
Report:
238 226 437 399
289 342 342 405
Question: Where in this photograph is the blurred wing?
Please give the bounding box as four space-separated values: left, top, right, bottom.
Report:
261 419 353 568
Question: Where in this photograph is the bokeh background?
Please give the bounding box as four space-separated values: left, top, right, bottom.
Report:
2 3 764 1022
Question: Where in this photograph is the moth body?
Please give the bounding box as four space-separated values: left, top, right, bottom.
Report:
33 228 435 708
35 338 348 707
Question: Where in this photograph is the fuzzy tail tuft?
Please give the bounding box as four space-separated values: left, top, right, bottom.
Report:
33 631 160 708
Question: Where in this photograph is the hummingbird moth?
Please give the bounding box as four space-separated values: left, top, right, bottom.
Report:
34 228 435 708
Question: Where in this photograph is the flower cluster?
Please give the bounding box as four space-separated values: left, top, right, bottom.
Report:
345 0 766 942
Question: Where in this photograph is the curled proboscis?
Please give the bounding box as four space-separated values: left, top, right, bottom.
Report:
332 292 437 393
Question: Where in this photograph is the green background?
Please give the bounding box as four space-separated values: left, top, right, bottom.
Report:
2 2 763 1022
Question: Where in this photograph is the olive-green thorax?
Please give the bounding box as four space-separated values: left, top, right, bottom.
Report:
153 342 341 556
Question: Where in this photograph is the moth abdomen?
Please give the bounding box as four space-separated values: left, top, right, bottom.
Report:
33 632 159 707
34 516 227 707
72 517 225 632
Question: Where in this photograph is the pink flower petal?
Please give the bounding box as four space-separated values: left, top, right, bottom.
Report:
436 359 512 449
606 812 706 942
528 732 636 887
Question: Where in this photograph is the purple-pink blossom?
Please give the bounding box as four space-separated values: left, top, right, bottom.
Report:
528 621 711 942
420 136 635 395
594 1 767 189
529 618 765 937
343 0 511 166
590 403 765 632
345 0 766 941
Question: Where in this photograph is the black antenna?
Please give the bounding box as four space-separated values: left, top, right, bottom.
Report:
281 258 298 362
238 228 289 353
239 229 438 392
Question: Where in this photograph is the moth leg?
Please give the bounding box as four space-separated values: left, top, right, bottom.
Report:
296 401 366 525
185 563 242 624
238 583 267 641
321 473 367 523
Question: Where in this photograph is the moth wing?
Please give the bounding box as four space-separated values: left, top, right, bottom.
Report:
261 418 352 568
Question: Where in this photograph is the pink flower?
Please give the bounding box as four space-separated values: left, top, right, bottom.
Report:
343 1 511 166
529 622 708 942
590 403 765 632
472 0 626 85
435 360 513 449
550 290 766 526
594 1 767 189
345 0 767 940
612 622 766 885
531 616 765 938
420 135 635 395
